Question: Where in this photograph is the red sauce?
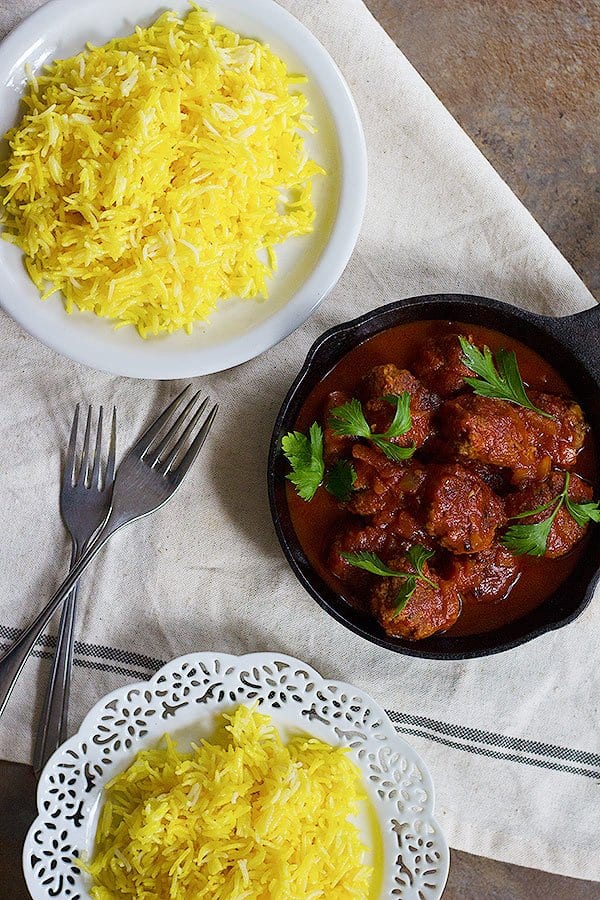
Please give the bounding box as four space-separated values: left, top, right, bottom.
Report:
286 320 597 637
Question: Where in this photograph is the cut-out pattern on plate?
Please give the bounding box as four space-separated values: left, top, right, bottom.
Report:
24 652 449 899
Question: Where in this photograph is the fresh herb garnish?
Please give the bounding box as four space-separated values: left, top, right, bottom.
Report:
381 393 412 436
564 495 600 527
458 336 554 419
282 426 357 502
339 551 404 577
341 545 436 616
501 516 556 557
392 545 437 615
328 398 370 439
325 459 357 502
501 472 600 556
281 424 325 501
405 544 437 582
329 393 415 461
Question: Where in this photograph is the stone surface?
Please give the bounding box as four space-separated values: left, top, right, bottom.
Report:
365 0 599 297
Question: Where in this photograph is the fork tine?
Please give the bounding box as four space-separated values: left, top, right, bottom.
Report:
63 404 80 489
78 406 93 487
132 384 192 456
145 391 204 467
90 407 103 490
105 407 117 486
161 397 209 474
170 404 218 485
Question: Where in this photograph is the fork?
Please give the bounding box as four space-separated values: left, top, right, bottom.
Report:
0 385 218 719
32 406 116 777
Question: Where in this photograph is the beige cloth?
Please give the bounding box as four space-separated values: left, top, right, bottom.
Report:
1 0 598 883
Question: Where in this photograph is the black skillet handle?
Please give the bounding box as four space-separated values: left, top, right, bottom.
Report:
545 304 600 383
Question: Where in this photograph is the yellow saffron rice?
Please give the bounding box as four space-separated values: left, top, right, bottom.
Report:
0 6 324 337
84 705 372 898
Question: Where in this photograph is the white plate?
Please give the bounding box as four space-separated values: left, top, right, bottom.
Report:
23 651 449 899
0 0 366 378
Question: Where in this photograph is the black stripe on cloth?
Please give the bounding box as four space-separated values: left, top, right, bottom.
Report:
0 624 163 671
3 624 597 777
395 726 600 780
385 709 600 768
0 645 151 682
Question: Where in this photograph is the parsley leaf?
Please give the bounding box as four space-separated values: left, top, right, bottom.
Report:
371 437 416 461
392 576 417 616
329 393 415 460
406 544 436 586
564 496 600 527
391 545 436 617
340 551 406 577
281 423 324 501
459 336 553 419
502 471 600 556
325 460 357 502
382 393 412 437
501 518 556 557
329 399 371 438
341 545 437 617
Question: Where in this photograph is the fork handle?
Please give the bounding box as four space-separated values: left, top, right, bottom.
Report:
32 542 80 777
0 519 120 719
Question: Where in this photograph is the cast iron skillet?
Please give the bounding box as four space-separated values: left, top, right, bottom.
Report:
267 293 600 659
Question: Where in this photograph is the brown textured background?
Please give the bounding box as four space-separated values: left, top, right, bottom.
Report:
365 0 599 298
1 1 598 898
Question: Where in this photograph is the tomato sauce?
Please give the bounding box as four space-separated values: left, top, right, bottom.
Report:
286 320 597 637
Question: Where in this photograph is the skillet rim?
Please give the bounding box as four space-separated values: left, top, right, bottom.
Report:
267 293 600 659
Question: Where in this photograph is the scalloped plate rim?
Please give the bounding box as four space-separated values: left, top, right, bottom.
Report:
24 650 450 899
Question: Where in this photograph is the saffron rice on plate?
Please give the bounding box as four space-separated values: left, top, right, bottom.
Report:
84 705 373 898
0 5 324 337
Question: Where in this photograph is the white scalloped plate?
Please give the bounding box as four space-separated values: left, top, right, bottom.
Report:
23 652 449 899
0 0 366 378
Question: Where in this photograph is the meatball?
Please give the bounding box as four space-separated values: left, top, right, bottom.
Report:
348 444 427 517
422 463 506 554
420 436 511 493
447 544 521 603
440 395 537 481
351 443 427 490
323 390 352 465
371 506 434 549
452 459 510 495
525 391 587 470
505 471 593 558
370 554 461 640
328 524 406 586
412 332 475 397
359 364 440 449
440 393 586 484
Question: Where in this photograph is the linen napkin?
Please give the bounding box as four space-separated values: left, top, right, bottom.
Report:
0 0 598 882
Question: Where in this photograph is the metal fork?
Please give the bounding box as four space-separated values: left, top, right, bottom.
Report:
0 385 218 719
32 406 116 777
